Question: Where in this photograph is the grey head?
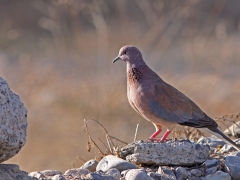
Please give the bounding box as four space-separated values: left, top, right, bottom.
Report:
112 45 144 64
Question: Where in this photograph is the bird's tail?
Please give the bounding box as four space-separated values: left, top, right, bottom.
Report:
205 127 240 151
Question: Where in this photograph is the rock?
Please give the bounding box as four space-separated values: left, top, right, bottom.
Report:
204 159 219 175
105 168 121 180
204 171 231 180
0 77 27 162
0 164 33 180
189 169 203 177
96 155 136 172
206 166 217 175
204 159 219 168
147 172 162 180
52 174 66 180
41 170 62 177
175 167 189 180
64 168 89 179
224 155 240 180
121 140 209 166
84 171 117 180
157 166 176 180
122 169 154 180
81 159 98 172
219 144 236 153
29 171 45 179
197 136 226 149
224 121 240 138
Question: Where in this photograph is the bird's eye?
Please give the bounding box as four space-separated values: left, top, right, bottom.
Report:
123 51 127 54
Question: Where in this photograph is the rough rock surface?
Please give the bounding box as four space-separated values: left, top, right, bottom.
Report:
0 164 34 180
120 140 210 166
0 77 28 162
96 155 137 172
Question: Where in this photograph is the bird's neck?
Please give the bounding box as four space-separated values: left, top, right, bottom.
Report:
126 61 162 85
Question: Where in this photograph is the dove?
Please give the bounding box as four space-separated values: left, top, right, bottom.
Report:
112 45 240 151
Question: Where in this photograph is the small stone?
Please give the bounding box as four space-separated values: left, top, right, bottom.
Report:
197 136 226 149
204 171 231 180
175 167 188 180
105 168 121 179
189 169 203 177
224 155 240 180
122 169 154 180
80 159 98 172
206 166 217 175
52 174 66 180
29 171 45 179
147 172 161 180
41 170 62 177
96 155 136 172
157 166 176 180
64 168 89 179
204 159 219 168
84 172 116 180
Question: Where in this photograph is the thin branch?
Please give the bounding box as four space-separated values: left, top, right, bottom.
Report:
83 119 104 155
109 135 128 145
134 124 139 141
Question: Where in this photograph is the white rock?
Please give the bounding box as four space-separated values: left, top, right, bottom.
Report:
204 171 231 180
52 174 66 180
41 169 62 177
29 171 45 178
80 159 98 172
0 77 27 162
106 168 121 179
96 155 136 172
157 166 176 180
121 140 209 166
121 169 154 180
64 168 89 179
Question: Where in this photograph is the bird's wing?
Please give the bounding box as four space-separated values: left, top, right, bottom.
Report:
148 81 217 128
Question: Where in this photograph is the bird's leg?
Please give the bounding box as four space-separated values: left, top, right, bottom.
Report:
149 129 161 139
159 130 171 142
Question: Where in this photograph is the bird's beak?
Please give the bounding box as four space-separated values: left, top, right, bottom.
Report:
112 56 121 63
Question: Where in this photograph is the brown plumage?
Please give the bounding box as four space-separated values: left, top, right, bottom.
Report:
113 45 240 151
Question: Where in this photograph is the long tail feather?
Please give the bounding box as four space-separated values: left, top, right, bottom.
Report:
206 127 240 151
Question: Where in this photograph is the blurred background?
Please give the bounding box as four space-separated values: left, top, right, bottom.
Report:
1 0 240 172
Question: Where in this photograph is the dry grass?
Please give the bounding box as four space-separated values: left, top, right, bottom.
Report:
0 0 240 172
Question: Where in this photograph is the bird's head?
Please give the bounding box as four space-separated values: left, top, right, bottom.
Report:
112 45 143 64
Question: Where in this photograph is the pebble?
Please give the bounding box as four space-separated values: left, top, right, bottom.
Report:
96 155 136 172
197 136 226 149
122 169 154 180
204 171 231 180
81 159 98 172
224 155 240 180
175 167 188 180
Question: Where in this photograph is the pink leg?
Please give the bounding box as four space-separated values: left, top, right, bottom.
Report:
149 129 161 139
159 130 171 142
